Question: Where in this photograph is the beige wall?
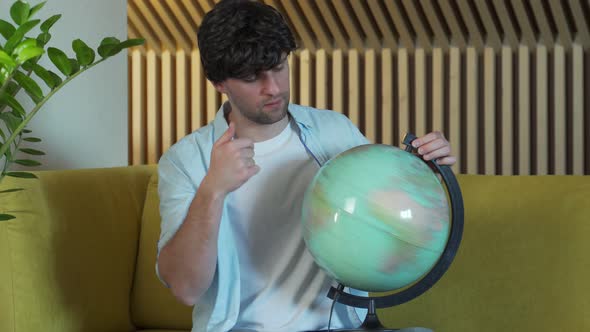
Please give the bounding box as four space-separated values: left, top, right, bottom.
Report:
1 0 128 170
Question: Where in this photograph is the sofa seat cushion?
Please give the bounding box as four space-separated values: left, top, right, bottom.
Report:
131 173 193 330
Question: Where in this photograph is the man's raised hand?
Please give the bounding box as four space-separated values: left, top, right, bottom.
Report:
202 122 260 196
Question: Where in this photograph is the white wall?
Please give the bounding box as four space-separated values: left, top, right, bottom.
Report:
1 0 128 170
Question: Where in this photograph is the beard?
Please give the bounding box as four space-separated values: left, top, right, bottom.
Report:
238 91 290 125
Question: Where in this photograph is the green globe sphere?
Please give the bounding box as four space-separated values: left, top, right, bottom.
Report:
302 144 450 292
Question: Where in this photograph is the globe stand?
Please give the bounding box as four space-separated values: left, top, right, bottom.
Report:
308 133 464 332
309 285 399 331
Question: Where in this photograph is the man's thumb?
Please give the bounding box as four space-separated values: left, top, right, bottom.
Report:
218 122 235 143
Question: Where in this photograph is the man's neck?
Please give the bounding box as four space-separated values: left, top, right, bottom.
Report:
224 103 290 142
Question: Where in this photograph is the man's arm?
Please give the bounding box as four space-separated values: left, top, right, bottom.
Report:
157 180 225 306
157 122 259 306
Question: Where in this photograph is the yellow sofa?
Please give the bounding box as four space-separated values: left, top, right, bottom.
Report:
1 165 589 332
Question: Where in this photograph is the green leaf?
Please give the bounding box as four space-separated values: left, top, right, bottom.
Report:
32 64 56 88
118 38 145 50
13 71 44 103
23 137 41 142
0 214 16 221
47 70 62 86
0 50 17 69
14 159 41 167
72 39 95 66
37 32 51 47
19 148 45 155
4 81 18 95
6 171 37 179
0 111 22 131
0 67 11 85
47 47 71 76
14 39 44 64
22 129 32 133
4 19 41 54
69 58 80 75
97 37 121 58
40 14 60 33
10 1 30 25
29 2 47 19
0 92 26 117
20 60 33 71
0 19 16 40
0 188 24 193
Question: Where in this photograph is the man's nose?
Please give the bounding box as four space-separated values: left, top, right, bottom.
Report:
261 74 280 95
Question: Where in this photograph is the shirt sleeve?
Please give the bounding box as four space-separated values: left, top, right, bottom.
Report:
155 150 205 285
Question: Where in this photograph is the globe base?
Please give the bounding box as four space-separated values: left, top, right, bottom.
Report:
307 311 403 331
309 329 399 331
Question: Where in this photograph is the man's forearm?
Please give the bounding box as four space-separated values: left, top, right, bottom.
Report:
158 184 225 305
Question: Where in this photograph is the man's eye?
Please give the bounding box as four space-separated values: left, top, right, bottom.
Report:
242 75 257 82
272 66 284 72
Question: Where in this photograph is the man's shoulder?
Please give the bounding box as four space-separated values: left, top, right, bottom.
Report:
289 104 352 125
160 123 215 164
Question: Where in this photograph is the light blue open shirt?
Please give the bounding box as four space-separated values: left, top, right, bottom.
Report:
157 104 370 332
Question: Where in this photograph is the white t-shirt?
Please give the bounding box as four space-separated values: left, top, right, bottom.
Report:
226 123 348 332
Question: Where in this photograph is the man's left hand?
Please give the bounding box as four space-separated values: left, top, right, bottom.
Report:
411 131 456 166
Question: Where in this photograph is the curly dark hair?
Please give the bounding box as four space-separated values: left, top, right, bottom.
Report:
197 0 297 83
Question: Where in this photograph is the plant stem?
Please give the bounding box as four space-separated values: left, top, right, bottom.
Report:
0 134 22 183
0 71 17 96
0 58 107 159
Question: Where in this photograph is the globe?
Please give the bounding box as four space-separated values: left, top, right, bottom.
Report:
302 144 450 292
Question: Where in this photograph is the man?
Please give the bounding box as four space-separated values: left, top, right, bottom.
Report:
156 1 456 331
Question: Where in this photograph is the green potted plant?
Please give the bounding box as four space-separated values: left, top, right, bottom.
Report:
0 0 143 220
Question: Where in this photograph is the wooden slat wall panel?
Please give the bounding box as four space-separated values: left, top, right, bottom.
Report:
128 0 590 175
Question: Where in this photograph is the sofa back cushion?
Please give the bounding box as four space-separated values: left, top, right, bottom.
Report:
131 173 192 330
0 165 154 332
378 175 590 332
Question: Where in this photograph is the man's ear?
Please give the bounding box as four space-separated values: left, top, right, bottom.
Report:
213 81 227 94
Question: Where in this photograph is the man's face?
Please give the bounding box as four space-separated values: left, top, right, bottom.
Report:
214 57 290 125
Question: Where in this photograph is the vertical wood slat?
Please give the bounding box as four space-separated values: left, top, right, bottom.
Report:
161 50 174 154
365 49 377 143
332 49 344 114
315 49 329 110
501 47 514 175
553 45 566 174
191 49 204 132
206 82 218 123
146 49 160 164
288 53 298 104
466 47 479 174
572 44 584 175
348 49 361 128
483 47 496 175
536 46 549 175
414 48 427 135
382 48 394 146
299 49 313 106
130 50 145 165
448 47 462 174
518 46 531 175
398 48 410 139
175 49 189 141
431 48 444 133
